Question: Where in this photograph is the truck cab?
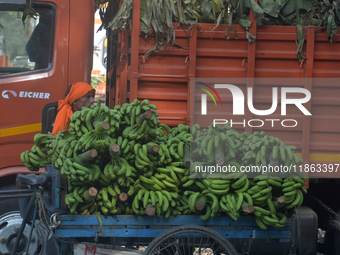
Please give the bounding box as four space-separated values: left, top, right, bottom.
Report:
0 0 95 181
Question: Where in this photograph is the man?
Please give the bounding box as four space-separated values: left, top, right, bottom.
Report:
52 82 95 135
26 11 52 70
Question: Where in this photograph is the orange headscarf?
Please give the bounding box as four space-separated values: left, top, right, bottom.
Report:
52 82 95 135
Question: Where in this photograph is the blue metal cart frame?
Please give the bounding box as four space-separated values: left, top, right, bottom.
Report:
47 166 294 255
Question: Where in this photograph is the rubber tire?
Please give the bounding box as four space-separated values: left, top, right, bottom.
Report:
144 225 238 255
0 185 20 216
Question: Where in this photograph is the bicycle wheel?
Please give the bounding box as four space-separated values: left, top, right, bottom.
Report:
144 225 238 255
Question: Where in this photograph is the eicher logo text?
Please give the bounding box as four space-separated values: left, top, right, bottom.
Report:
2 90 50 99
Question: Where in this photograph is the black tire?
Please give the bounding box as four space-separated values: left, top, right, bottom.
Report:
0 185 19 216
144 225 238 255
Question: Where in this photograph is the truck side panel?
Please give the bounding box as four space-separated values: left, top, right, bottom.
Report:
68 0 94 86
115 18 340 171
0 0 94 174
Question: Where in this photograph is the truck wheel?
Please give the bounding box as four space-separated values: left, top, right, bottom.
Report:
0 185 19 216
144 225 238 255
0 212 48 255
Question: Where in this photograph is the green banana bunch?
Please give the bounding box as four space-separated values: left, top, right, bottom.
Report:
191 123 241 168
65 185 99 215
219 193 248 221
91 140 111 155
20 133 56 171
111 136 138 164
168 124 190 138
133 142 181 173
281 175 307 210
241 131 302 170
102 157 135 187
69 99 121 139
33 133 56 146
48 135 78 168
20 149 48 171
201 178 231 196
183 191 219 220
62 158 101 184
95 186 119 215
117 99 160 138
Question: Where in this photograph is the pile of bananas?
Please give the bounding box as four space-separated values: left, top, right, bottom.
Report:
62 158 101 183
241 131 303 168
191 123 243 167
119 99 161 140
20 134 54 171
21 99 308 230
69 100 121 138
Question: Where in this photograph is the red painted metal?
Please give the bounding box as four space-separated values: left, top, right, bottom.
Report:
106 0 121 108
120 30 129 105
115 1 340 175
129 0 141 101
302 27 316 187
245 0 258 134
0 0 94 172
68 0 94 85
187 26 198 126
115 32 122 105
0 167 45 179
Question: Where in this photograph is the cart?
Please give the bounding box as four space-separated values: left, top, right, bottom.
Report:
2 165 316 255
46 166 299 255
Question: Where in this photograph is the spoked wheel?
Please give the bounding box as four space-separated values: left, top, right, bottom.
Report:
144 226 238 255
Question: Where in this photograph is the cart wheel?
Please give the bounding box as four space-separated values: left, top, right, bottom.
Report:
144 225 238 255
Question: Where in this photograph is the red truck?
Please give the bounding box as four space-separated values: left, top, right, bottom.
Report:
1 0 340 254
0 0 94 212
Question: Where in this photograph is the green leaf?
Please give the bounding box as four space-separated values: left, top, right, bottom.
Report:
297 0 313 12
259 0 281 18
237 0 246 19
278 13 293 25
170 0 178 17
251 0 265 25
327 14 339 42
323 0 331 7
165 2 176 41
141 17 150 34
211 8 225 30
225 12 238 39
215 0 223 12
230 0 239 8
244 0 252 9
281 0 312 17
263 17 277 25
311 18 321 27
238 19 253 28
295 23 306 62
246 30 256 43
212 0 217 22
201 0 213 23
282 11 297 24
280 0 295 16
333 2 340 24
